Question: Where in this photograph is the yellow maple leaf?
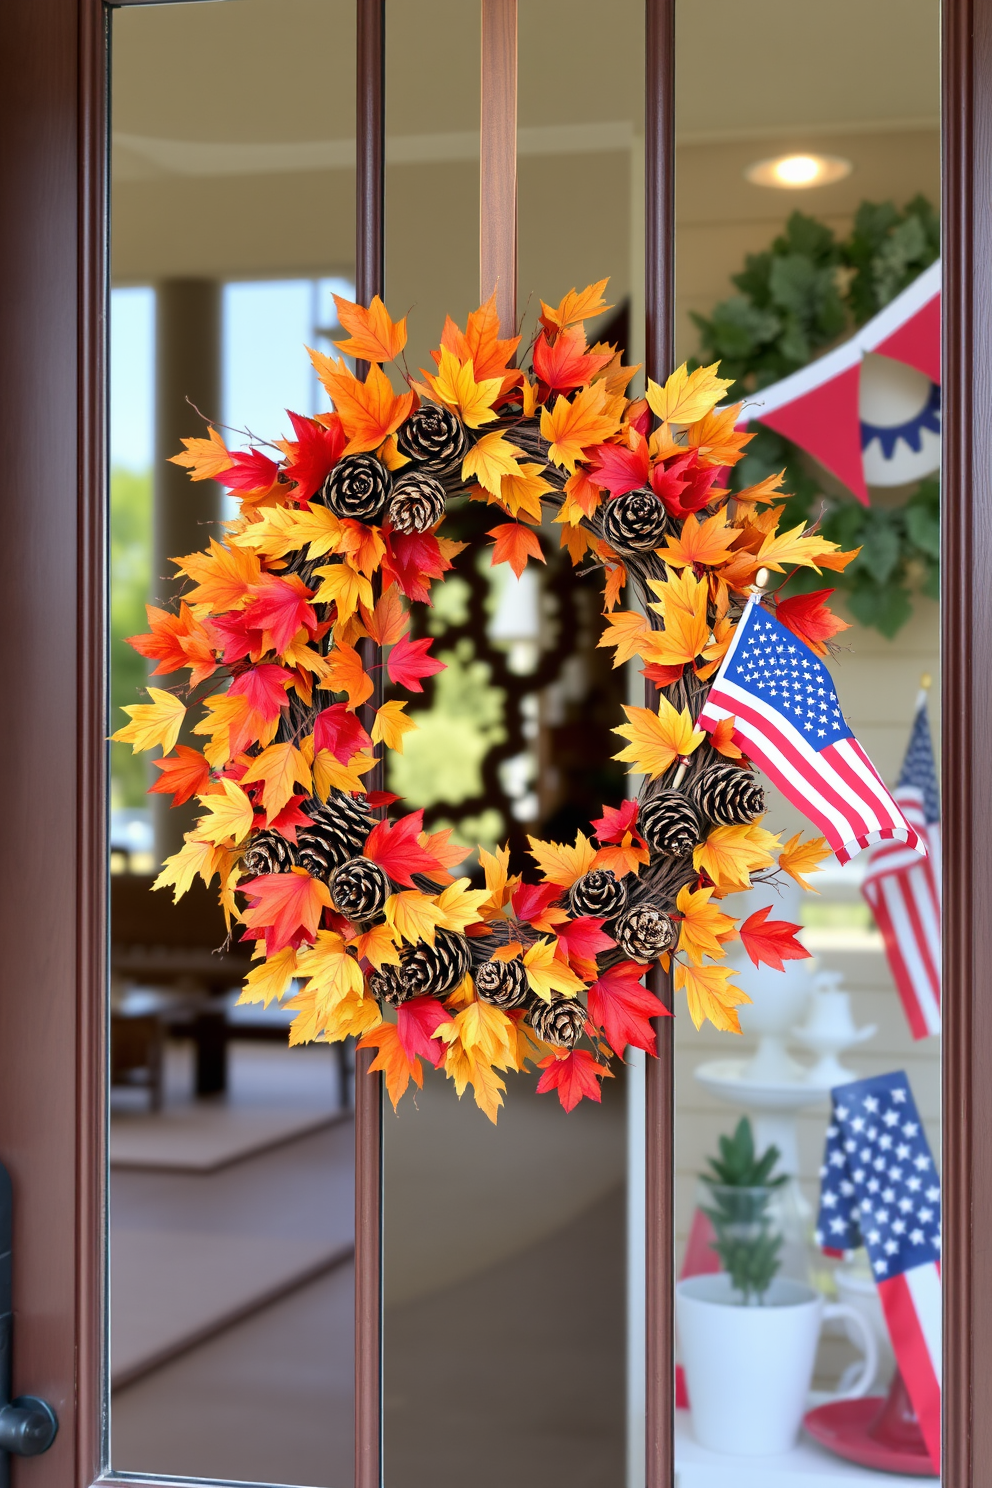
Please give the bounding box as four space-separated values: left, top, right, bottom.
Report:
434 878 491 934
310 561 374 622
295 930 365 1005
778 832 831 892
153 836 228 901
240 742 312 821
371 698 417 753
238 946 299 1007
193 778 255 845
597 610 652 667
540 382 620 473
613 696 705 779
645 362 733 426
522 938 587 1002
540 279 612 330
442 1039 507 1122
693 821 777 894
526 830 597 888
675 960 751 1033
287 982 383 1045
676 883 738 966
481 462 554 523
461 431 527 498
478 844 514 915
169 426 233 481
312 748 376 799
421 346 502 428
111 687 185 754
439 999 515 1067
644 570 712 667
354 922 401 971
385 890 445 946
756 522 857 574
331 292 407 363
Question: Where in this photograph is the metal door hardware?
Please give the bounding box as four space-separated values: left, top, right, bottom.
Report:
0 1166 57 1485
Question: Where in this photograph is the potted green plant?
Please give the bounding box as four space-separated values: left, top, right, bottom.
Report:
677 1118 877 1456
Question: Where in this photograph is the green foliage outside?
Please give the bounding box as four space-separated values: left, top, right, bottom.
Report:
692 198 940 636
110 467 152 809
701 1116 788 1304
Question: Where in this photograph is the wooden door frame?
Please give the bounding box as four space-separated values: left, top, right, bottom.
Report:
0 1 979 1485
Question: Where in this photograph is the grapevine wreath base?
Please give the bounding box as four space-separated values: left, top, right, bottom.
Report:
114 280 856 1120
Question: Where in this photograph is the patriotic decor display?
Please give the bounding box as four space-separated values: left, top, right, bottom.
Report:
698 596 926 866
816 1071 941 1471
744 260 941 503
862 694 942 1039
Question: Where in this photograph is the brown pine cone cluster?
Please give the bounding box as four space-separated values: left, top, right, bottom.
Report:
297 793 375 880
568 868 628 919
396 401 468 473
638 791 704 857
690 763 765 826
387 471 446 533
370 929 472 1005
475 956 530 1009
601 489 670 555
529 996 586 1049
328 857 389 921
613 903 678 960
320 453 391 523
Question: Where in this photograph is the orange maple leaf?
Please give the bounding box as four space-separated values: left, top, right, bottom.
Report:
324 640 374 709
659 510 738 570
439 293 521 384
331 293 407 362
359 583 408 646
488 522 545 578
540 383 620 473
539 279 612 332
684 404 753 467
708 715 744 760
239 741 313 822
358 1020 423 1108
173 538 262 613
169 426 233 482
308 355 415 455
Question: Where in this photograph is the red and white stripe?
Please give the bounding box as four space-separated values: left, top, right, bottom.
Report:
878 1262 942 1472
698 623 924 864
862 787 941 1038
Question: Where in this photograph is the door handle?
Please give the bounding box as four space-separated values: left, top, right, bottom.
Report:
0 1165 57 1484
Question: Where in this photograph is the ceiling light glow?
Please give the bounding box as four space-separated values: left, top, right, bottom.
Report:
745 153 852 190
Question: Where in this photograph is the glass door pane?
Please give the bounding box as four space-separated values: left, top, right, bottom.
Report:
109 4 357 1481
671 1 941 1480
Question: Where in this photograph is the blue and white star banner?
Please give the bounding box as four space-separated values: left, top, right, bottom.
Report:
698 596 926 864
816 1070 941 1469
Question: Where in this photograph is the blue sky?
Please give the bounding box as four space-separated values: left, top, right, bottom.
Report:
110 277 354 470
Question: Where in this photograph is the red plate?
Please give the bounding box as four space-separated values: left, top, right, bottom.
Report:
804 1398 937 1477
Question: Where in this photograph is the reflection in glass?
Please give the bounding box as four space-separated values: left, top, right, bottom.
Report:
671 2 941 1480
109 3 356 1481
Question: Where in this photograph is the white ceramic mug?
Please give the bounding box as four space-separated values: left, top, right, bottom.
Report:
676 1273 878 1456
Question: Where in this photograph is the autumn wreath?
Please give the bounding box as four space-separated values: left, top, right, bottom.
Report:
114 280 856 1120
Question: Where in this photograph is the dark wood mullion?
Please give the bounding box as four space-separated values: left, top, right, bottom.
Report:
77 0 110 1481
354 3 386 1487
643 3 676 1486
942 2 991 1484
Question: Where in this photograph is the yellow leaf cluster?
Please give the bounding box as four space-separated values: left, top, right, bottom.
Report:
613 696 705 779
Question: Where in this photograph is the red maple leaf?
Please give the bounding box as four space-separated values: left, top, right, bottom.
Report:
588 436 650 497
536 1049 611 1112
739 905 811 972
651 451 719 518
267 793 314 844
242 574 316 655
149 745 211 807
556 916 616 963
592 798 642 845
386 634 446 692
313 702 373 763
642 661 686 687
365 790 401 808
283 411 347 501
239 869 330 954
363 810 443 886
775 589 850 659
586 960 671 1057
396 996 449 1066
221 448 281 495
211 610 258 664
228 663 293 723
532 325 613 393
381 530 452 603
512 880 562 927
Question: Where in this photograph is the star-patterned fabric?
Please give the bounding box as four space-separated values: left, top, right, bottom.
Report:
721 605 853 747
815 1070 940 1276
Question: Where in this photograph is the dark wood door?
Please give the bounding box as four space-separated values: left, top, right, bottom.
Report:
0 1 989 1486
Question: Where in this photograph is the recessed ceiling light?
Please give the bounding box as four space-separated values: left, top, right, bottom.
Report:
745 153 852 189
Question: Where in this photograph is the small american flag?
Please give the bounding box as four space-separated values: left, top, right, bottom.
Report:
862 694 941 1039
816 1071 941 1471
698 596 925 865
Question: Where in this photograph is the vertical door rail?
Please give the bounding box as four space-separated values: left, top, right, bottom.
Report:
644 5 676 1488
480 0 517 331
354 4 386 1487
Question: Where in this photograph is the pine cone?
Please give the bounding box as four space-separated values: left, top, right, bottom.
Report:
396 402 468 473
369 963 405 1006
568 868 628 919
638 791 704 857
242 831 298 876
400 929 472 999
320 453 392 523
529 996 586 1049
297 793 374 881
329 857 389 921
475 956 529 1009
690 764 765 826
613 904 677 960
601 490 670 555
387 471 446 533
